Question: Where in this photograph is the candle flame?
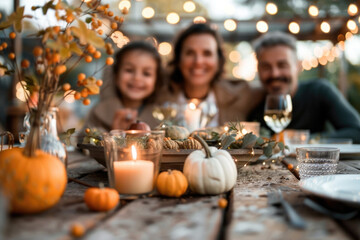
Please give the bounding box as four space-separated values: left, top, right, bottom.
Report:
131 145 137 160
189 102 196 110
224 126 229 132
241 129 248 134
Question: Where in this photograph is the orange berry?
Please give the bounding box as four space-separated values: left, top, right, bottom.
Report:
78 73 86 81
62 83 71 91
121 7 129 15
0 46 3 51
81 88 88 98
110 22 118 30
96 79 103 86
33 46 43 57
114 16 119 21
52 53 61 63
85 55 93 63
53 26 60 33
118 17 124 23
97 20 102 26
70 223 85 238
105 4 110 8
287 163 294 170
55 65 67 75
91 21 98 29
86 45 96 54
106 48 114 55
8 52 15 60
83 98 91 105
218 198 228 208
66 15 74 23
74 92 81 100
21 59 30 68
1 42 7 49
107 11 114 17
85 128 91 134
97 29 103 35
93 51 101 59
106 57 114 65
9 32 16 39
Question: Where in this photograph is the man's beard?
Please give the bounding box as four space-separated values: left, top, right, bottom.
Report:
264 77 291 94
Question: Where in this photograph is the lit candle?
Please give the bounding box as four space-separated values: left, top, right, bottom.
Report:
184 100 201 132
114 145 154 194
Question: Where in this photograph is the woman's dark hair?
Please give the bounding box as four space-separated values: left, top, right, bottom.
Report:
169 23 225 87
112 41 163 103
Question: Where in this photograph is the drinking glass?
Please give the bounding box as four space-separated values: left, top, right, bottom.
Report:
263 94 292 140
103 130 164 199
152 102 178 122
283 129 310 155
296 147 340 179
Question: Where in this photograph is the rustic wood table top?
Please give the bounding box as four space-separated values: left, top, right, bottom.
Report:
4 150 360 240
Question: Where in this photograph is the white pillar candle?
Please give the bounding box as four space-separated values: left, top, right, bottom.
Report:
184 101 201 133
114 160 154 194
113 145 154 194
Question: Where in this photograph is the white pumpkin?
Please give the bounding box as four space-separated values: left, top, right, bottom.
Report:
183 135 237 195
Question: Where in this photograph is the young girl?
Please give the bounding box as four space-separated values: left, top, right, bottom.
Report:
83 41 163 131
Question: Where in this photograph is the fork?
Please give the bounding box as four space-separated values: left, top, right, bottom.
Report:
268 189 307 229
304 198 359 221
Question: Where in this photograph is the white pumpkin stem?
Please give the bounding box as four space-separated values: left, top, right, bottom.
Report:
99 182 105 189
194 135 212 158
167 169 172 175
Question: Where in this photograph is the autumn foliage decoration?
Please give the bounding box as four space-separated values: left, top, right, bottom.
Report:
0 0 125 213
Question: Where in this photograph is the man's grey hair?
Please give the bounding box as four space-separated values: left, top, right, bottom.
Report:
253 31 297 57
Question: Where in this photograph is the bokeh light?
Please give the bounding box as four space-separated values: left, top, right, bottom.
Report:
288 22 300 34
256 20 268 33
166 12 180 24
320 21 331 33
224 19 237 32
142 7 155 19
265 2 278 15
308 5 319 17
183 1 196 13
158 42 172 55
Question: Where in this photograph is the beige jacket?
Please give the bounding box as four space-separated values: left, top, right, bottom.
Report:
159 80 263 125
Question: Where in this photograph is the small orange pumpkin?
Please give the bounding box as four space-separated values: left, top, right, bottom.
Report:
156 169 188 197
0 148 67 214
84 187 119 211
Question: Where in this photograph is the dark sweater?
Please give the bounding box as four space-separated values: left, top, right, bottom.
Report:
247 79 360 143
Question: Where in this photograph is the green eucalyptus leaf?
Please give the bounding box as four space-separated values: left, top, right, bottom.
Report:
220 135 236 149
263 144 273 157
241 133 258 149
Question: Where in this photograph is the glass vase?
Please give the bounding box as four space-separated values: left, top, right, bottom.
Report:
23 107 67 165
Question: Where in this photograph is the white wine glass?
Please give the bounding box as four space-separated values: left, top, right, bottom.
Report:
263 94 292 141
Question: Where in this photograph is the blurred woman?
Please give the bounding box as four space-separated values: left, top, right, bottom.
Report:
164 23 261 128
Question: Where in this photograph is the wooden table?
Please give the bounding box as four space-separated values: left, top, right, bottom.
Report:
4 151 360 240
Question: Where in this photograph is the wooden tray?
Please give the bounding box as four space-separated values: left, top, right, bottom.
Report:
77 144 263 171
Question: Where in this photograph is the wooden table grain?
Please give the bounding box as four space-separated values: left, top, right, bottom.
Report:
4 151 360 240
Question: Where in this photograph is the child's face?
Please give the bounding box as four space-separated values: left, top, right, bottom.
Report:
116 50 157 103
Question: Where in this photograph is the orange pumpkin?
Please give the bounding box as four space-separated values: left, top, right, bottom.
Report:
84 187 119 211
156 170 188 197
0 148 67 214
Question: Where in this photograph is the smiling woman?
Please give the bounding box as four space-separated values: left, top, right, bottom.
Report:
163 23 262 128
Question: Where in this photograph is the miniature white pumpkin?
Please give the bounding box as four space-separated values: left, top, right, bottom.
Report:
183 135 237 195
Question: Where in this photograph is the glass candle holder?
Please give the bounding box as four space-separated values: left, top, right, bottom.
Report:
103 130 164 198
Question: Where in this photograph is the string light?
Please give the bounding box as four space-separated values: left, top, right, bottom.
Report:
308 5 319 17
265 2 278 15
183 1 196 13
347 19 357 31
224 19 237 31
229 50 241 63
348 3 358 16
158 42 172 55
118 0 131 11
142 7 155 19
345 31 353 40
193 16 206 23
166 12 180 24
320 21 331 33
64 90 75 103
288 21 300 34
256 20 268 33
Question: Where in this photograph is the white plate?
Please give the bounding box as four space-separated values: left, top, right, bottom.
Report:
291 144 360 158
299 174 360 207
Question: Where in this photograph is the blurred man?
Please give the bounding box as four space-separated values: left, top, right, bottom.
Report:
247 31 360 143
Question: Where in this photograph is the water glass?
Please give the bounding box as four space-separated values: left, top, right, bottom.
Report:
103 130 164 199
296 147 340 179
283 129 310 155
